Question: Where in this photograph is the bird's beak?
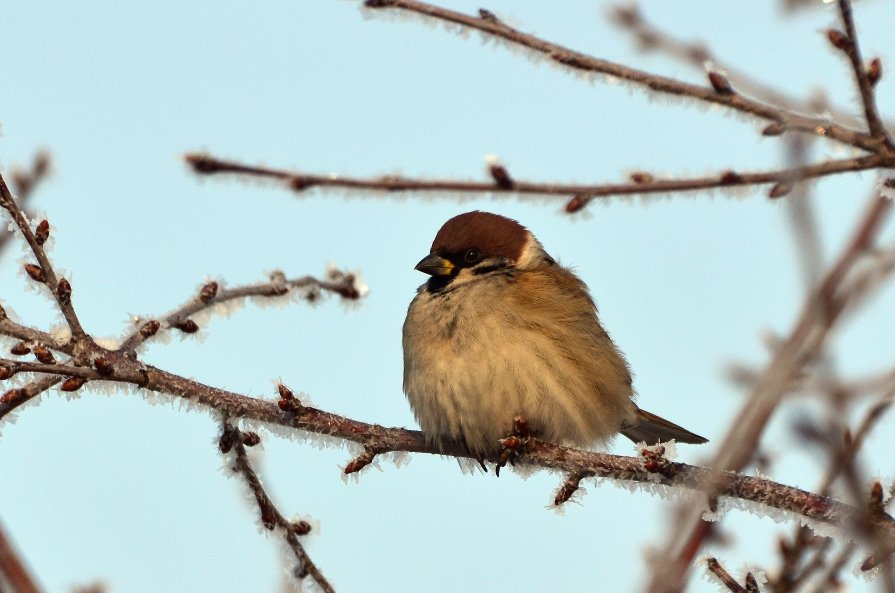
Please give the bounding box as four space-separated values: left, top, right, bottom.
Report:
414 253 454 276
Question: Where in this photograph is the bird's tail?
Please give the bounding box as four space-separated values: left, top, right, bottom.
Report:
620 408 708 445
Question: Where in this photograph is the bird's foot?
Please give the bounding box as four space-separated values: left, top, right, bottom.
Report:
495 415 530 477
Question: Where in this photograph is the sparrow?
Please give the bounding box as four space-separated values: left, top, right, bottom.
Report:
402 211 706 458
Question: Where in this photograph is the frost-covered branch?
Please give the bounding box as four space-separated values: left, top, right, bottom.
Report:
220 421 335 593
0 173 85 340
360 0 879 152
185 152 889 207
705 557 756 593
609 4 892 135
2 352 895 545
645 188 893 593
835 0 892 147
0 152 51 256
116 270 363 355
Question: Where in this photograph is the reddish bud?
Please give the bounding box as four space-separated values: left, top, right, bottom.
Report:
278 383 295 400
60 377 87 392
868 58 882 86
334 276 361 300
94 357 114 377
140 320 160 339
289 176 312 192
292 520 312 536
762 123 786 136
479 9 499 23
175 319 199 334
241 432 261 447
1 389 24 405
489 165 514 190
565 195 586 213
708 71 733 95
24 263 46 283
719 171 742 185
827 29 849 50
745 573 759 593
0 366 14 380
344 455 373 474
643 458 661 472
56 278 72 304
184 153 216 174
629 172 654 184
35 220 50 245
33 346 55 364
219 430 235 454
769 182 793 199
199 281 218 303
10 342 31 356
260 504 277 530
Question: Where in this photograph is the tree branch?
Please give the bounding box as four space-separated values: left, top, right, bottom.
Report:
361 0 879 152
220 421 335 593
836 0 892 146
2 354 895 544
185 152 888 207
0 175 85 340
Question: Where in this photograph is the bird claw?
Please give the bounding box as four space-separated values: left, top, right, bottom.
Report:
495 415 530 477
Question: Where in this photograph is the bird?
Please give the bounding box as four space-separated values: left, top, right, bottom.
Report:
402 211 706 459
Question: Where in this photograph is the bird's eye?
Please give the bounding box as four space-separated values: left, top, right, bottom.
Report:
463 248 481 263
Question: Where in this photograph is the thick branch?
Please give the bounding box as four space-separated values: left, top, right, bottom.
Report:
3 355 894 542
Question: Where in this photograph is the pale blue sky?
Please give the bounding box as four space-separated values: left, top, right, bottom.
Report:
2 1 894 592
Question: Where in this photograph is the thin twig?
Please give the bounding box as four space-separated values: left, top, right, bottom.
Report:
705 558 748 593
186 152 887 204
361 0 878 152
609 4 890 134
117 271 361 354
222 421 336 593
0 152 51 256
646 190 893 593
836 0 892 145
0 174 86 340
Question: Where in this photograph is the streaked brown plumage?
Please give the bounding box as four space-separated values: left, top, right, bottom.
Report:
402 211 706 456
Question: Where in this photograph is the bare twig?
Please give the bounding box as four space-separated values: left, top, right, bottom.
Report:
609 4 889 134
705 558 748 593
360 0 879 152
0 152 51 256
186 152 888 206
836 0 892 146
117 270 362 354
0 175 85 340
221 421 335 593
646 190 893 593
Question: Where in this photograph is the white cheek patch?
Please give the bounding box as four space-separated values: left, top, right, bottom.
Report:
516 232 547 269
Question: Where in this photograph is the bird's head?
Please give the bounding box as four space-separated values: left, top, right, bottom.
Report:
415 211 551 292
